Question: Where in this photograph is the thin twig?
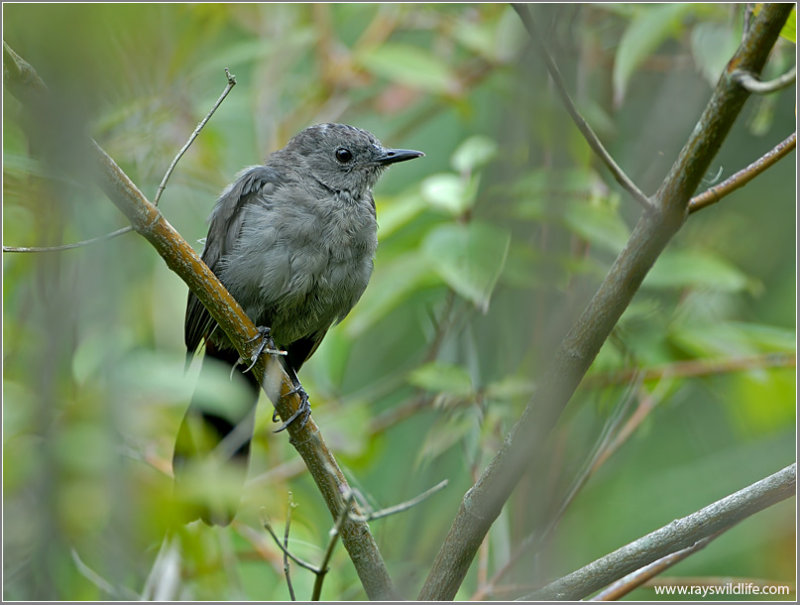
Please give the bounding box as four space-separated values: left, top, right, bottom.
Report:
311 491 355 601
732 66 797 94
471 378 641 601
2 226 132 253
689 132 796 213
262 516 319 574
153 68 236 206
4 68 236 254
592 533 720 601
524 463 796 600
511 4 653 211
350 479 449 522
584 352 796 387
283 493 297 601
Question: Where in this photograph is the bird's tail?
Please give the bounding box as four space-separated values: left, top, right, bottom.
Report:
172 345 259 526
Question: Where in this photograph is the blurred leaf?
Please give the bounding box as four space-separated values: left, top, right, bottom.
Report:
563 200 631 254
356 44 458 94
342 251 436 337
643 249 752 292
690 23 740 86
422 221 511 312
451 135 498 174
613 4 694 105
485 376 535 401
669 321 795 358
409 362 474 397
421 173 478 216
376 191 427 239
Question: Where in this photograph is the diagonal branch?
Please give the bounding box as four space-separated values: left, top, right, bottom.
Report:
3 44 396 601
525 463 796 600
511 4 653 211
689 131 796 213
418 4 793 600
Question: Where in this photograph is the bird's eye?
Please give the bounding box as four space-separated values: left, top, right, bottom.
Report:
335 147 353 163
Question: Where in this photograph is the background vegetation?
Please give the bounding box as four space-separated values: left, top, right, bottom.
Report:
3 3 795 600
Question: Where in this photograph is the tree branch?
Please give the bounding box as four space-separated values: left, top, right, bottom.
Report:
592 533 718 601
4 44 396 601
688 131 796 213
418 4 793 600
511 4 653 211
732 65 797 94
525 463 796 600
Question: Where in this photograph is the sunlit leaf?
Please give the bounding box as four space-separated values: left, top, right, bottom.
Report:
420 173 478 216
422 221 511 312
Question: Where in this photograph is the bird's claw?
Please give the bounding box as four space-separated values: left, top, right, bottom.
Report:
273 384 312 432
238 326 286 374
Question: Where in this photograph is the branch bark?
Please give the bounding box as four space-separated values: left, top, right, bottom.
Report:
688 131 796 213
418 4 793 600
525 463 796 600
3 43 396 601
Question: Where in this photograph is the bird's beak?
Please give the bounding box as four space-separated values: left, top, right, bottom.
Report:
375 148 425 165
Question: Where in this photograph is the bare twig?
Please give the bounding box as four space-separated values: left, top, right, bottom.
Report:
349 479 449 522
592 533 719 600
283 494 297 601
3 68 237 254
2 226 133 253
689 132 796 213
511 4 653 211
732 66 797 94
312 491 355 601
584 352 796 387
262 516 319 573
5 44 396 601
524 463 796 600
420 8 793 596
152 68 236 206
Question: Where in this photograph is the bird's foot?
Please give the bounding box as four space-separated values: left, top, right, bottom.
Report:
273 384 312 432
238 326 286 374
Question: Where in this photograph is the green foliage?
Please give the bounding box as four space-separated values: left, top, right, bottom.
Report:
3 3 795 601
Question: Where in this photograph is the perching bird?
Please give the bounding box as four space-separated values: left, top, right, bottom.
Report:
172 123 423 525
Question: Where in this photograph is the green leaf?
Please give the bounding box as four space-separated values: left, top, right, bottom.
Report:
422 221 511 312
690 23 740 86
451 135 498 174
376 191 427 239
356 43 457 94
409 362 474 397
342 251 436 337
420 173 478 216
613 4 694 105
563 200 631 254
643 249 752 292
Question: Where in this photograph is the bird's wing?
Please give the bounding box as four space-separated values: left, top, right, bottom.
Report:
185 166 280 356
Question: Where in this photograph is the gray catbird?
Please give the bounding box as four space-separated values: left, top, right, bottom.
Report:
172 123 423 525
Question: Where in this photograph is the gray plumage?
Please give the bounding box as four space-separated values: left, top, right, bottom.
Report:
174 123 423 525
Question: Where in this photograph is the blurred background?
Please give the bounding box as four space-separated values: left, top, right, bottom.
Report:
3 4 795 601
